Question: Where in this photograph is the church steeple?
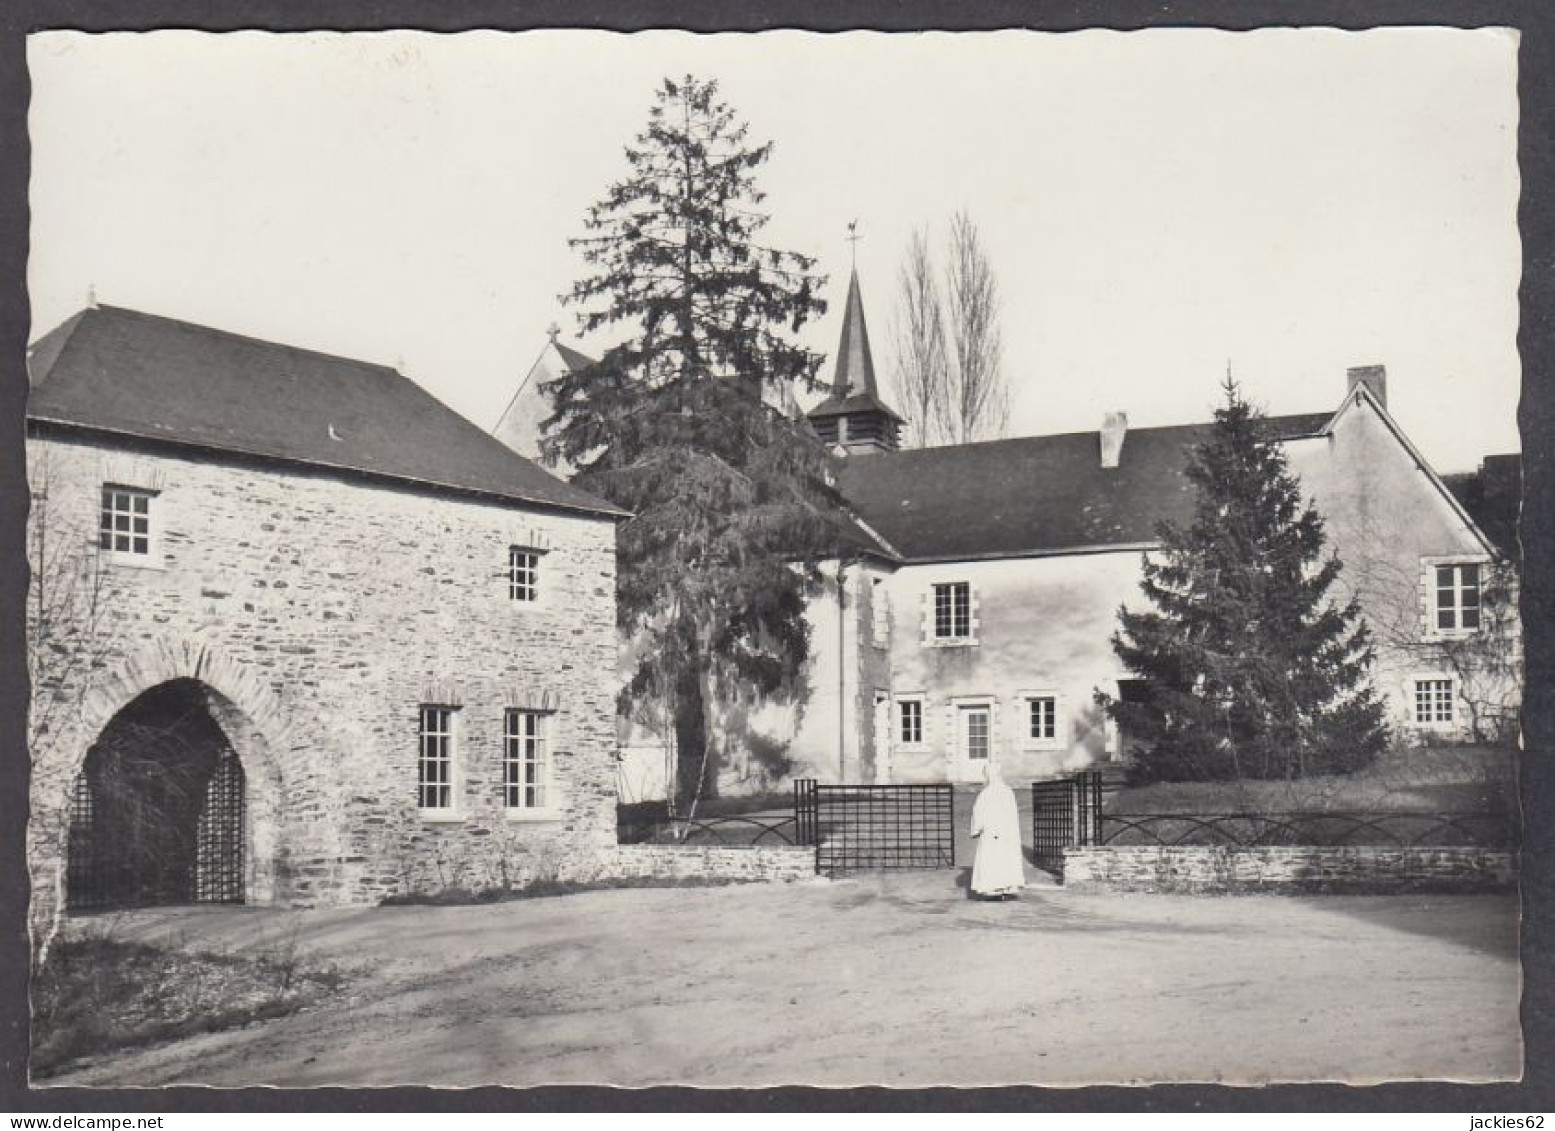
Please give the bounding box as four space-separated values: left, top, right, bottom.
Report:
807 267 903 455
832 269 880 400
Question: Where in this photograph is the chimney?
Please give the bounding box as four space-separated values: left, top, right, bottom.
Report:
1346 365 1387 410
1100 412 1128 469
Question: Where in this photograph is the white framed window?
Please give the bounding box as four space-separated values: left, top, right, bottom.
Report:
503 708 554 815
1434 562 1481 633
1423 557 1488 637
509 546 543 603
99 484 157 562
897 696 925 747
1020 691 1063 750
931 581 973 642
1409 676 1456 727
418 705 461 818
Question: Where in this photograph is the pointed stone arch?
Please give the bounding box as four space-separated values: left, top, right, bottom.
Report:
33 635 290 920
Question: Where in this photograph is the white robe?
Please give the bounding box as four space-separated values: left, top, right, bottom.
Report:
970 776 1025 896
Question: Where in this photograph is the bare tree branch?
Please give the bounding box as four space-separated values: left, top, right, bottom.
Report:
887 212 1009 447
939 210 1009 445
888 227 948 449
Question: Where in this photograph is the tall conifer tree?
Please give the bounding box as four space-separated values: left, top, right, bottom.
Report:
1098 379 1388 781
544 76 843 808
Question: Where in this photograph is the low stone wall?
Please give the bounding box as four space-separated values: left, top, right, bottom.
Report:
1063 845 1517 895
607 844 816 884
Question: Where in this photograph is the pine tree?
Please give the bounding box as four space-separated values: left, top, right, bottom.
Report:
1097 378 1389 782
543 76 844 810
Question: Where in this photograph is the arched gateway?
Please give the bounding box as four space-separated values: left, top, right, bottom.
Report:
42 639 288 912
67 679 248 909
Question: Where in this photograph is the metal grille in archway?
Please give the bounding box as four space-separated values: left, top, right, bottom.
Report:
193 748 245 903
66 680 246 911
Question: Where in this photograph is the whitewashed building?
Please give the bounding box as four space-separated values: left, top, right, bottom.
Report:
497 272 1520 792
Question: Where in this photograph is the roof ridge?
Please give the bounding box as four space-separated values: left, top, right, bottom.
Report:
28 304 628 520
92 304 403 376
838 410 1331 457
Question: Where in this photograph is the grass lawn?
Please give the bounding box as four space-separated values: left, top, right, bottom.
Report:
1105 744 1517 815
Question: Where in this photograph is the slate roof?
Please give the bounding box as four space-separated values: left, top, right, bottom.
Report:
1443 453 1522 559
807 391 906 422
27 305 626 518
835 413 1334 561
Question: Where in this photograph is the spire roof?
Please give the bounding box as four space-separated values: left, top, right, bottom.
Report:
832 268 879 398
808 268 903 425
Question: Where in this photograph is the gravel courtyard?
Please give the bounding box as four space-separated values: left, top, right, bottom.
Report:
45 872 1521 1089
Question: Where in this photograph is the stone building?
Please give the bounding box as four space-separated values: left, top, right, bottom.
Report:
496 269 1519 794
26 304 626 919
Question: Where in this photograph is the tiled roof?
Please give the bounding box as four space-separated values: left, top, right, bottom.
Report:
27 305 626 518
835 413 1334 561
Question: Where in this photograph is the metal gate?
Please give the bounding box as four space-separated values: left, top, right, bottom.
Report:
793 780 956 876
193 748 246 903
67 741 246 910
1030 771 1103 875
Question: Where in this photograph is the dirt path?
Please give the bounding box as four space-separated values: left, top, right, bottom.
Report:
45 873 1520 1088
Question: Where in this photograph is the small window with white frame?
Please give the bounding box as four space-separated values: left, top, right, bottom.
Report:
509 546 543 603
1021 692 1062 750
503 708 553 814
896 695 925 747
1411 677 1456 727
99 484 154 558
931 581 973 642
418 705 460 815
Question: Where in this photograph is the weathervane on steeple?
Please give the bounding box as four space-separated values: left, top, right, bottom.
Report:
846 219 861 268
547 322 561 342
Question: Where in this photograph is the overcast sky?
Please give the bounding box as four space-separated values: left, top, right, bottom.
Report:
28 28 1520 473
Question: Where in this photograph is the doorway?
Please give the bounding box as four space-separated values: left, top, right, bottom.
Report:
67 678 246 910
952 700 993 782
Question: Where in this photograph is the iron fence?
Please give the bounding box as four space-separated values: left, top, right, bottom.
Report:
1033 770 1517 871
1098 811 1516 849
626 812 802 847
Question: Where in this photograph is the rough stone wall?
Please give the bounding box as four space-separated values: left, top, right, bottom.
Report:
1063 845 1517 894
607 845 815 884
387 841 816 894
27 432 619 910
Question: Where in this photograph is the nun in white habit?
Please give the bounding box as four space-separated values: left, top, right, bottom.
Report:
969 761 1025 899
